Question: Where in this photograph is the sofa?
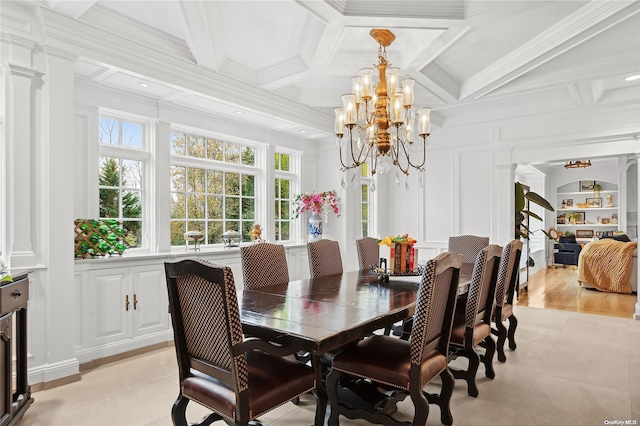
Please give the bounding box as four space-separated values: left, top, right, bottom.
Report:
578 236 638 294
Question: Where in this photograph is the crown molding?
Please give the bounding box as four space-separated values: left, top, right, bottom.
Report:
257 55 308 86
37 7 332 133
325 0 465 20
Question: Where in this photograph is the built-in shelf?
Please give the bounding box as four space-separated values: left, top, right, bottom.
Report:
556 180 620 237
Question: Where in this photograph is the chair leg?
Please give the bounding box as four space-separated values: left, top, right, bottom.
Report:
410 387 430 426
438 368 454 425
507 314 518 351
451 347 479 397
482 335 496 379
171 395 189 426
495 318 508 363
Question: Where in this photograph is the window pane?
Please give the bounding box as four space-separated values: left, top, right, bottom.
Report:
187 134 205 158
242 175 255 196
208 221 223 244
280 153 290 171
99 188 119 218
225 221 239 232
123 190 142 218
123 220 142 247
187 220 205 235
225 197 240 219
207 195 223 219
280 179 290 198
281 222 290 240
207 170 223 194
187 168 205 193
171 132 186 155
362 222 368 238
99 157 120 187
361 184 368 202
361 162 369 177
99 117 119 145
275 222 281 241
187 194 205 219
171 166 186 192
242 199 254 219
275 153 281 170
242 146 255 166
281 201 289 219
171 194 186 219
225 172 240 195
242 221 253 242
362 204 368 220
207 139 223 161
121 121 143 148
122 159 142 189
225 142 240 163
170 221 186 245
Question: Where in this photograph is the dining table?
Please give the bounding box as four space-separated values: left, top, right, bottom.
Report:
238 268 471 426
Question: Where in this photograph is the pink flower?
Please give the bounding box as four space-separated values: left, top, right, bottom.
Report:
292 190 341 222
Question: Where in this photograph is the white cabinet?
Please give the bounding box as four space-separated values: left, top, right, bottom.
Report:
76 263 169 363
555 180 620 241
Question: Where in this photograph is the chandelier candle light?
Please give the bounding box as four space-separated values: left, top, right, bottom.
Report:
335 29 430 188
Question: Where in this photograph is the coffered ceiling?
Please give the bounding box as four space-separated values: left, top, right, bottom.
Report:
8 0 640 142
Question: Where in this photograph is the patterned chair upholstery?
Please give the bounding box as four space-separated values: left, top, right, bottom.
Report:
492 240 523 362
307 239 344 278
326 252 463 426
164 258 317 426
356 237 380 270
241 243 289 289
448 244 502 397
448 235 490 268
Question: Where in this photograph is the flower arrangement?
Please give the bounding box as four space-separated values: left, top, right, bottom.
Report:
378 234 417 246
292 190 341 223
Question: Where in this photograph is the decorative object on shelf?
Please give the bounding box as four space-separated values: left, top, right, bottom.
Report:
222 230 241 248
250 224 263 243
565 160 591 169
515 182 554 240
576 229 594 238
292 190 341 224
308 212 323 242
561 200 566 209
579 180 595 192
565 212 585 224
565 198 573 208
606 194 614 207
548 228 560 241
611 213 618 224
184 230 204 252
586 198 602 208
74 219 128 258
601 218 610 224
334 28 429 184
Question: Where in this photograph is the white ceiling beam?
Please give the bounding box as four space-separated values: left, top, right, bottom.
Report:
176 0 220 71
459 0 640 101
48 0 97 19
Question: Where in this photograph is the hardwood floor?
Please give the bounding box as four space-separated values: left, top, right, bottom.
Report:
515 265 637 318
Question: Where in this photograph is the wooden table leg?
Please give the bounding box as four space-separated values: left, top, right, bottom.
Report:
312 354 327 426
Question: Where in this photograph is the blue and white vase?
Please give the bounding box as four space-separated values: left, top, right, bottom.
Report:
308 212 323 241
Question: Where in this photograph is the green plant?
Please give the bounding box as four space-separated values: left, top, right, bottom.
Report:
515 182 555 240
593 183 602 191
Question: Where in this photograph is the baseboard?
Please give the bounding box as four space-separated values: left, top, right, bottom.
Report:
78 340 172 372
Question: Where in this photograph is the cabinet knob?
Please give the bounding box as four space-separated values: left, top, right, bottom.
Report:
125 295 130 311
12 290 22 298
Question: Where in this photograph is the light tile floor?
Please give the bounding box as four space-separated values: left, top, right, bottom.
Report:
20 305 640 426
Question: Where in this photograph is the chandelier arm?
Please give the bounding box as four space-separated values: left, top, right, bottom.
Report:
348 127 372 166
404 137 427 171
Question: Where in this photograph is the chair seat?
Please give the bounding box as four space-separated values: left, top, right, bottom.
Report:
450 316 491 346
332 335 447 390
182 350 315 421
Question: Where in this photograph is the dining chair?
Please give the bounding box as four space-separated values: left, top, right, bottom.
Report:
240 242 289 289
448 235 490 270
326 252 462 426
164 258 317 426
492 240 523 362
448 244 501 397
307 239 344 278
356 237 380 270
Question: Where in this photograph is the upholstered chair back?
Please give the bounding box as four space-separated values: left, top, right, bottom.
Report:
356 237 380 270
307 239 344 278
240 243 289 290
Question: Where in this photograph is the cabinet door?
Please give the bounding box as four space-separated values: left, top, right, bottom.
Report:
86 269 130 347
131 266 168 337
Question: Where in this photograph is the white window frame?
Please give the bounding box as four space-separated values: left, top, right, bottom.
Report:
274 148 299 243
169 125 264 249
97 109 153 252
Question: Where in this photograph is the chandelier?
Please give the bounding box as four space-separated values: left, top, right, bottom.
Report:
564 160 591 169
334 29 430 183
